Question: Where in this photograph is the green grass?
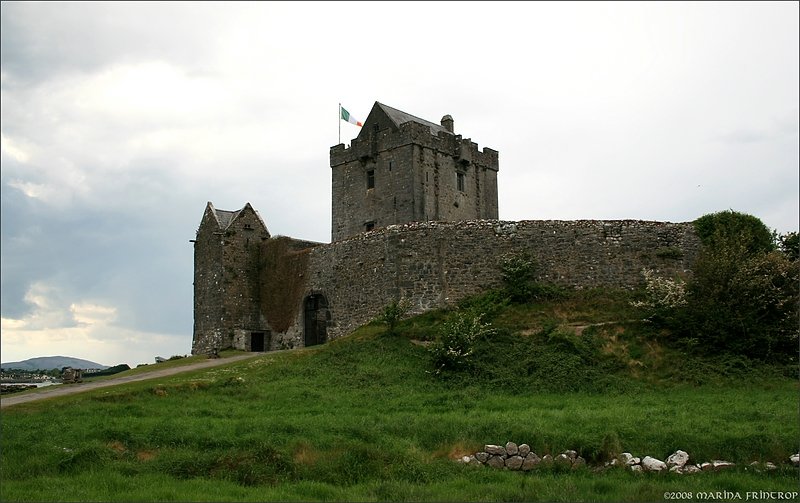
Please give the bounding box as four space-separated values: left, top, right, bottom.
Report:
2 290 798 502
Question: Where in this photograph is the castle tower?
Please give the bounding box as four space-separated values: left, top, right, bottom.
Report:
192 202 271 355
329 102 499 242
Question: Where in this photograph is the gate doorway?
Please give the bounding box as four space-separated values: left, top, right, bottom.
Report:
304 294 329 347
250 332 266 352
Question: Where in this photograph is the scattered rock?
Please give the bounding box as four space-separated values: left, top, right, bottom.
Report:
486 455 505 468
475 451 490 463
506 455 524 470
641 456 667 472
505 442 519 456
463 443 788 476
711 460 735 471
521 452 540 471
791 453 799 467
485 445 506 456
666 450 689 469
555 453 572 468
748 461 778 472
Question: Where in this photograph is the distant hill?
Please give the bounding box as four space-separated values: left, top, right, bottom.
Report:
1 356 109 371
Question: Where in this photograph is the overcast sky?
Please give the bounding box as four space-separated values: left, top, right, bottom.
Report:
2 1 798 367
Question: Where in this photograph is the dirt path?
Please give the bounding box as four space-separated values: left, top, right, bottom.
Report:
0 353 261 409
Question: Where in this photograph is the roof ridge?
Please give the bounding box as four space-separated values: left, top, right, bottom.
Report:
376 102 451 134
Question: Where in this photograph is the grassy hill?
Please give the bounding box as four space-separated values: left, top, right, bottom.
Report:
1 356 108 371
1 289 798 502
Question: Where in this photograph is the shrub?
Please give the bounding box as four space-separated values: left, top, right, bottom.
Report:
684 244 799 361
643 211 800 362
778 231 799 261
499 252 564 303
379 299 411 335
429 311 494 375
499 252 536 303
630 269 687 322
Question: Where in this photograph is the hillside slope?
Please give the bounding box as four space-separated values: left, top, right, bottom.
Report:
1 290 798 502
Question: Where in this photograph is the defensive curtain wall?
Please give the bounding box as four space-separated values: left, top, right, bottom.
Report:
192 209 700 354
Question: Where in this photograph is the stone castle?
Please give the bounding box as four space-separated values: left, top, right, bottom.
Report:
191 102 700 354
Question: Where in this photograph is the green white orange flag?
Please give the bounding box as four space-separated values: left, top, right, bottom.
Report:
340 106 363 127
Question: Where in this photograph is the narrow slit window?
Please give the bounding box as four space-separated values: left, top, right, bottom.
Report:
366 170 375 190
456 172 466 192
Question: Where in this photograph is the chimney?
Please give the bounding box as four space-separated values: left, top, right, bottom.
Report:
441 114 454 133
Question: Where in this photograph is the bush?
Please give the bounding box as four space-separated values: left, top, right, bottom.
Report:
630 269 687 322
640 211 799 362
379 299 411 335
684 244 799 361
778 231 799 261
429 311 494 375
499 253 564 303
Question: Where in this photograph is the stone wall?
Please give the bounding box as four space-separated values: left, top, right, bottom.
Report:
192 203 271 355
265 218 700 349
330 120 499 242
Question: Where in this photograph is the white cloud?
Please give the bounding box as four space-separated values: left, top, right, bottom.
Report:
1 282 187 366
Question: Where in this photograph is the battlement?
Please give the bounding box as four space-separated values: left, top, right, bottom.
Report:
330 121 499 171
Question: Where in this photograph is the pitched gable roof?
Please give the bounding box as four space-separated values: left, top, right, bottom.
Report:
214 208 239 229
203 202 269 234
376 102 452 136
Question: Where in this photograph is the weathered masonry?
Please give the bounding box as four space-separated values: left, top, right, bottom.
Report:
191 103 700 355
330 102 499 241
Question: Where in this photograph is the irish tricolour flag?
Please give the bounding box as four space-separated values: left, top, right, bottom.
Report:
340 106 363 127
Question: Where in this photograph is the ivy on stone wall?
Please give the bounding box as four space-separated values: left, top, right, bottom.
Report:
259 238 311 333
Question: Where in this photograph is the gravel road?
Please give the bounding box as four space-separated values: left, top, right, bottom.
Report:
0 353 261 409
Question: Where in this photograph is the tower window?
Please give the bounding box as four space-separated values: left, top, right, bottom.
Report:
365 221 375 232
456 172 466 192
366 170 375 189
388 161 393 172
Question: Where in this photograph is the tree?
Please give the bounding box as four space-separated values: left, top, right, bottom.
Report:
683 234 798 360
676 212 799 361
635 211 799 362
693 209 775 255
778 231 799 261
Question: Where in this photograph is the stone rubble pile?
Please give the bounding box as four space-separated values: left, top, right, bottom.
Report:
459 443 800 475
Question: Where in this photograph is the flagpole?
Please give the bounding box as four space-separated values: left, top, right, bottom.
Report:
338 102 341 145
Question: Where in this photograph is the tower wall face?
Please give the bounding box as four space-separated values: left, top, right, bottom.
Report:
331 121 499 242
192 207 227 355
